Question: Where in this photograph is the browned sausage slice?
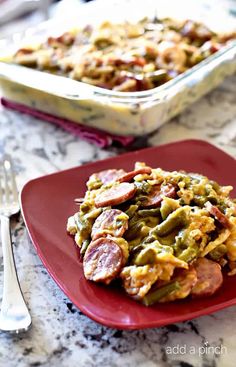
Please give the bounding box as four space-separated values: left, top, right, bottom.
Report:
117 167 152 183
205 201 231 228
191 257 223 298
83 238 123 284
91 209 129 240
95 183 136 208
89 169 126 185
141 184 176 208
162 184 176 199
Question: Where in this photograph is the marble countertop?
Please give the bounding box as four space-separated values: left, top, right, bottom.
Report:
0 2 236 364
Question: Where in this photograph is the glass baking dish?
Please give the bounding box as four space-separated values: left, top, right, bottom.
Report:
0 0 236 137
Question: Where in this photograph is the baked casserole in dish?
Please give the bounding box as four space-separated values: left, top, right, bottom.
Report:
0 0 236 136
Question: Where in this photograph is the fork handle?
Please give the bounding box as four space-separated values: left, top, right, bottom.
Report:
0 215 31 332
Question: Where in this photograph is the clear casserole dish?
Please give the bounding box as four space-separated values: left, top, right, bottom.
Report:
0 0 235 137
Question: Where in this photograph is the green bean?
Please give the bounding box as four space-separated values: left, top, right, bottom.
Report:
87 179 102 191
133 241 173 264
160 198 179 220
173 228 200 259
144 70 168 83
129 214 140 226
205 185 219 205
179 198 187 206
209 180 220 193
174 233 184 251
143 235 156 244
85 208 102 219
205 184 214 195
160 203 172 220
182 175 191 187
189 52 204 65
143 227 177 245
142 281 180 306
128 211 158 229
133 247 157 266
80 202 91 213
156 230 178 247
209 244 227 261
134 195 149 203
152 207 189 237
137 208 161 217
154 242 173 254
177 245 198 262
217 199 228 213
130 244 144 256
135 181 152 194
74 213 92 242
207 196 218 205
74 213 84 232
192 195 208 207
125 205 139 218
125 221 145 240
80 239 90 255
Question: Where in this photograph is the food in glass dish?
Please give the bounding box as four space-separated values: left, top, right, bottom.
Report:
67 162 236 305
13 18 235 92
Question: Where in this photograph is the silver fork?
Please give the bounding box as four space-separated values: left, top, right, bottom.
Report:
0 156 31 333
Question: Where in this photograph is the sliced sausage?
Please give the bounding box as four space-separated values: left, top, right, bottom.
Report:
95 183 136 208
162 184 176 198
141 184 176 208
191 257 223 298
89 169 126 185
205 201 231 228
83 237 123 284
117 167 152 183
142 185 162 207
105 235 129 265
159 266 197 302
91 209 129 240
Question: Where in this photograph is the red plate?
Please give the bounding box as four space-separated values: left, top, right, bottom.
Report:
20 139 236 329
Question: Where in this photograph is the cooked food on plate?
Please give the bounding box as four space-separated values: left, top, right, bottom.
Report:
67 162 236 305
13 18 235 92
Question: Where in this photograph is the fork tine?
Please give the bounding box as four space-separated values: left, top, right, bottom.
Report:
3 156 18 203
3 159 10 205
0 169 3 206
